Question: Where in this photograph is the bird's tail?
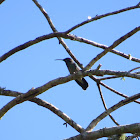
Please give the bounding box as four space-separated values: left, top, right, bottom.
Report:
75 78 88 90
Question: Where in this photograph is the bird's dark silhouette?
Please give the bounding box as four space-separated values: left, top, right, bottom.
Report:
56 58 88 90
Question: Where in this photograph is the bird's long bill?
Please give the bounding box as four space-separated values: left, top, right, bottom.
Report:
55 59 64 61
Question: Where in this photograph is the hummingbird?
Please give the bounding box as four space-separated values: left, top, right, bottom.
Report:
56 58 88 90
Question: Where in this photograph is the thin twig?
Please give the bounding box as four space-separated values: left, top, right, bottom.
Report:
99 76 119 80
97 83 119 126
84 26 140 70
128 66 140 73
90 76 140 104
100 67 140 80
65 2 140 33
86 93 140 132
100 81 140 104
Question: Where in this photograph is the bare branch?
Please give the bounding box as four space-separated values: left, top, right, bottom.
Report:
0 89 84 133
1 1 140 139
66 34 140 63
65 2 140 33
1 30 140 64
0 69 139 119
0 0 5 4
100 67 140 80
128 66 140 72
66 123 140 140
84 26 140 70
97 83 119 126
99 81 140 104
2 1 139 67
86 93 140 132
89 76 140 104
0 72 81 119
0 32 65 63
89 69 140 79
32 0 83 68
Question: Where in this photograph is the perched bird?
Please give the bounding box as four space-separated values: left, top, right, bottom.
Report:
56 58 88 90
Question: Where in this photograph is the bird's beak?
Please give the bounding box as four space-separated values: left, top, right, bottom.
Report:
55 59 64 61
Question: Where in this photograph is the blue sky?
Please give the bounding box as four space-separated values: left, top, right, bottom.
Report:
0 0 140 139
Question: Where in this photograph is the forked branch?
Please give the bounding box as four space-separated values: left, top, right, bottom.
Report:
0 88 84 133
86 93 140 132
